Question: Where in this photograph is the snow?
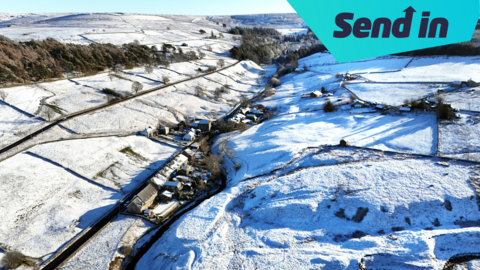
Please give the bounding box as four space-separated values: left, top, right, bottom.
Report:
0 153 122 259
362 56 480 82
439 111 480 155
299 53 412 74
440 89 480 112
29 135 179 192
0 102 44 148
220 111 436 181
59 215 155 270
346 83 444 106
276 28 308 36
136 155 480 269
2 85 52 115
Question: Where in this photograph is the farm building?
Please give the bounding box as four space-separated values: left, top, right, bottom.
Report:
140 126 157 138
251 109 264 117
310 91 322 98
153 201 179 223
159 127 169 135
178 165 192 176
399 107 411 112
198 120 211 132
127 183 158 214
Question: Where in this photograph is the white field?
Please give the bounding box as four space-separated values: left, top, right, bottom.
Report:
136 156 480 270
362 56 480 82
59 215 155 270
29 135 179 192
219 111 436 182
277 28 308 36
0 153 122 259
61 61 266 135
2 85 52 115
439 111 480 155
72 72 160 95
0 102 45 148
299 53 413 74
346 83 443 106
440 89 480 112
40 80 108 114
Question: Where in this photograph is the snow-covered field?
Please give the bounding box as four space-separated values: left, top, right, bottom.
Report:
0 153 122 260
346 83 443 106
59 215 155 270
439 111 480 155
0 102 45 148
137 153 480 270
219 111 436 181
361 56 480 82
29 135 179 192
440 89 480 112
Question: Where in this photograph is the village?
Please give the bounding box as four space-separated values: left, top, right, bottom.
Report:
125 104 269 224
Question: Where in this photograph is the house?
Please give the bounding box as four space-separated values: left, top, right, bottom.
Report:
375 104 385 110
190 142 200 149
174 154 189 167
183 129 196 141
183 148 195 160
427 98 437 104
452 81 462 87
150 174 167 190
234 113 245 119
160 166 175 179
164 181 183 192
159 127 169 135
251 109 264 117
310 91 323 98
183 182 193 192
241 119 252 124
352 99 366 108
239 107 251 115
399 107 411 112
140 126 157 138
198 120 211 132
468 79 479 87
178 165 192 176
126 183 158 214
246 114 257 121
158 190 173 201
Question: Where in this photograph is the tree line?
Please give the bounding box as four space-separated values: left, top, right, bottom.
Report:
0 36 189 86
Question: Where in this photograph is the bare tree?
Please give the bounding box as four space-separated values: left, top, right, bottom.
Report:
217 59 225 68
108 73 115 82
145 66 153 74
195 86 204 97
162 76 170 85
214 87 222 99
132 81 143 94
0 90 8 101
205 154 221 178
42 106 56 122
206 45 213 52
222 84 231 94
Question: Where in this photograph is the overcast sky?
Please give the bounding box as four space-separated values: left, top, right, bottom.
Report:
1 0 296 15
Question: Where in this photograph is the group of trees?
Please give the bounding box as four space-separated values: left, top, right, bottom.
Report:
0 36 167 85
397 41 480 57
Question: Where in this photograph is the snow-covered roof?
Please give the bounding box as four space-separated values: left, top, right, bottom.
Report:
399 107 411 112
164 181 179 187
137 183 157 202
160 190 173 197
175 154 188 164
199 119 210 124
152 201 178 216
151 175 166 186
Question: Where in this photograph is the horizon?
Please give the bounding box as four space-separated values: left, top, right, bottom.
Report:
0 0 297 16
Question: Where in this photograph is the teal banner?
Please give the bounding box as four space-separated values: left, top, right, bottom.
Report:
287 0 480 62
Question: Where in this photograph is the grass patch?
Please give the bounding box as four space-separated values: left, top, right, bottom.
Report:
111 74 133 82
45 104 66 115
120 147 149 163
93 162 123 190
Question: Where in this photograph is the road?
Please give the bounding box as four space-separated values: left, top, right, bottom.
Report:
0 60 240 156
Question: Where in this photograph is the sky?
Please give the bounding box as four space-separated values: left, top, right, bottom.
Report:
0 0 296 15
